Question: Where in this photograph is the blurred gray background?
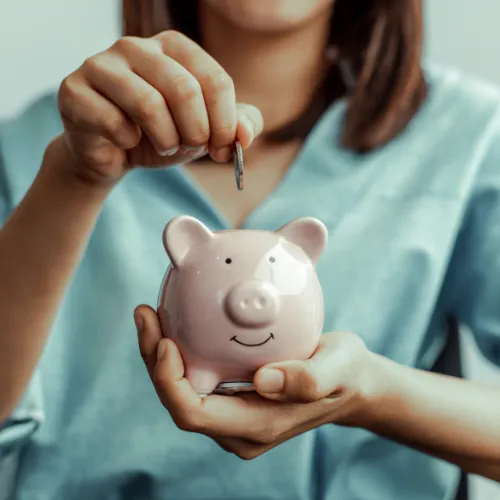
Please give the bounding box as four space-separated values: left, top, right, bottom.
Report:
0 1 499 498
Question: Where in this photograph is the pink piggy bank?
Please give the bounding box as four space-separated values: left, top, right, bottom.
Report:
157 215 328 396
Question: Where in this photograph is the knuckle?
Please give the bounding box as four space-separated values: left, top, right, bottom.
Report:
82 55 108 75
114 36 140 53
200 68 234 95
81 56 99 73
58 76 77 108
135 90 165 121
101 113 126 137
159 29 185 46
58 77 86 125
105 119 139 149
171 76 201 103
58 75 74 97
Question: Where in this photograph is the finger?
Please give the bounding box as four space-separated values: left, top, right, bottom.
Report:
82 52 181 155
154 344 287 438
154 340 262 437
155 350 329 445
255 333 348 403
154 31 237 162
215 404 335 460
58 75 141 150
153 339 208 424
135 305 163 380
114 37 209 154
236 103 264 149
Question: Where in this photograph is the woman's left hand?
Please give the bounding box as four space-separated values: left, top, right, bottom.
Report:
135 305 380 460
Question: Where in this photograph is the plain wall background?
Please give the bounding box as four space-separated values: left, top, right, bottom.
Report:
0 1 499 499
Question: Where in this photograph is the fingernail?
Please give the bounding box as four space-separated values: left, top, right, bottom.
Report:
180 145 207 156
258 369 284 394
157 146 179 156
240 115 255 138
191 146 208 158
212 146 232 163
134 313 144 334
157 340 167 361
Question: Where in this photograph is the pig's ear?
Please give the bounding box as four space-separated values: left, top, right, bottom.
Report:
276 217 328 265
163 216 214 267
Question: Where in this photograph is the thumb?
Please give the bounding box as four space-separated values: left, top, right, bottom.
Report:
254 335 347 403
236 103 264 149
254 361 333 403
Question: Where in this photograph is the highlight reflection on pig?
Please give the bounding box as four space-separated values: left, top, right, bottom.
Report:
157 215 327 396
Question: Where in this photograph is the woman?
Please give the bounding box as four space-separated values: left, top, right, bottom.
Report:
0 0 499 498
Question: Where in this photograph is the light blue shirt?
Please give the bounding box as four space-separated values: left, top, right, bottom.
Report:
1 64 500 500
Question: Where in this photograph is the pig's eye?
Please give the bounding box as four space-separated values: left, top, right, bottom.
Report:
269 256 276 263
225 258 232 264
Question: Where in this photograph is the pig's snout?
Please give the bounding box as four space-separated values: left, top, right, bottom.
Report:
225 281 280 327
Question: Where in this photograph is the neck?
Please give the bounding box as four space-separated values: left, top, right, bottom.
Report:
198 6 332 135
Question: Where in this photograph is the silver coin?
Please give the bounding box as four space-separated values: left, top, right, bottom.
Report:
233 141 244 191
214 381 254 396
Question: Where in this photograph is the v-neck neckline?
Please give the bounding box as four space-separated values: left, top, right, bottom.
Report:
173 100 345 231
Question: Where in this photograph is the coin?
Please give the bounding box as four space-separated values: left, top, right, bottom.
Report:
214 381 255 396
233 141 244 191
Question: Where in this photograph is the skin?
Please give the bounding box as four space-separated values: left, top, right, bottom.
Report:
0 0 499 485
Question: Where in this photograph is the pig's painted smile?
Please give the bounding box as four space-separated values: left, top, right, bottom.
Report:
230 333 274 347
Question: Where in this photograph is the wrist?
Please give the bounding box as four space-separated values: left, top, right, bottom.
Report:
42 135 122 194
336 352 398 429
27 137 113 216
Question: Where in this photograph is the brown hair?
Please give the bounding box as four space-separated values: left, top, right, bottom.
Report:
122 0 426 153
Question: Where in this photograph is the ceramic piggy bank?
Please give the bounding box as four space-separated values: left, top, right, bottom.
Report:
157 215 328 396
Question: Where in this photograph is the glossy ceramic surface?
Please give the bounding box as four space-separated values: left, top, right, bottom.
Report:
157 215 327 395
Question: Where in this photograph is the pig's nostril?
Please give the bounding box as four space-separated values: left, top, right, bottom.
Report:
255 297 267 309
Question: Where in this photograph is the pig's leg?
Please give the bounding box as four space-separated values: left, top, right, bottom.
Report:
185 366 221 397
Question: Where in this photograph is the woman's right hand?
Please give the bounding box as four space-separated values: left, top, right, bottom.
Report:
55 30 263 185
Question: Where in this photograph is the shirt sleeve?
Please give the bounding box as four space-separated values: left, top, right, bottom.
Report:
445 108 500 367
0 374 44 458
0 130 45 460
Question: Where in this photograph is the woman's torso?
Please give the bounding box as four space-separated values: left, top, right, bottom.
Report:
1 64 499 500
